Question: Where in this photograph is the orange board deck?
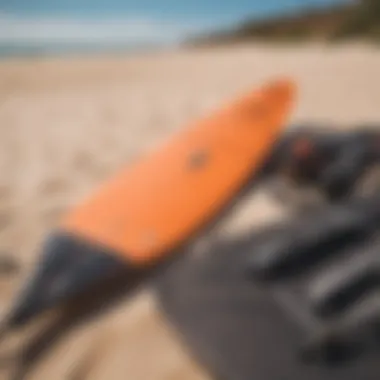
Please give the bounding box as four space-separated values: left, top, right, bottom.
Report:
62 79 296 264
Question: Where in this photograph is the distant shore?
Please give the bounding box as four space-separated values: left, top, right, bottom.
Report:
0 41 176 60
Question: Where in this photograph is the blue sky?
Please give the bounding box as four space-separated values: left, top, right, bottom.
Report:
1 0 348 18
0 0 349 47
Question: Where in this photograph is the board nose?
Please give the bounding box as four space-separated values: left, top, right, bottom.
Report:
4 232 128 329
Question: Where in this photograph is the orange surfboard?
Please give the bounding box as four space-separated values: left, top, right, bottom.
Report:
62 79 296 265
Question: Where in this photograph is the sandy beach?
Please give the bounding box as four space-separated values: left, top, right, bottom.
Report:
0 43 379 380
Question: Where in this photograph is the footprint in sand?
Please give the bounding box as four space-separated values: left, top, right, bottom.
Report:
39 177 68 197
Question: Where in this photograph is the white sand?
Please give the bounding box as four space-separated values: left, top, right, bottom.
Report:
0 43 379 379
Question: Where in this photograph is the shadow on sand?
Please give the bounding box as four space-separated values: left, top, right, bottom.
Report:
8 266 152 380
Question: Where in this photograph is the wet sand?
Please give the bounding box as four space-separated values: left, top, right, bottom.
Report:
0 43 379 379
